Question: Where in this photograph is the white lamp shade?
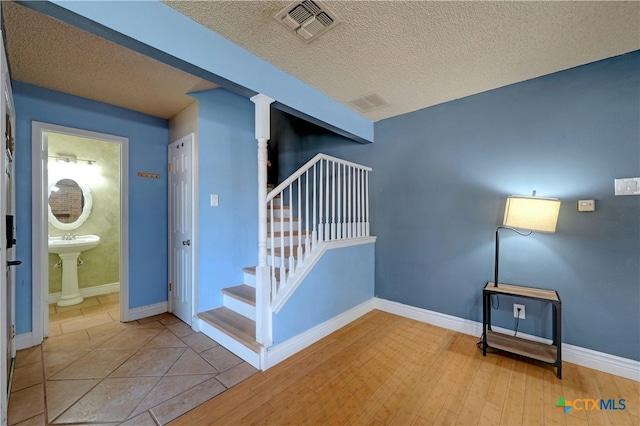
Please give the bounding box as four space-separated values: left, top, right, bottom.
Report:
503 196 561 233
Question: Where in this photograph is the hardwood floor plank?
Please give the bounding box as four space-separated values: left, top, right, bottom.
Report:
168 311 636 426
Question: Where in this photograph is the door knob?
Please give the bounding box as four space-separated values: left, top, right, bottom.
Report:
182 240 191 246
7 260 21 267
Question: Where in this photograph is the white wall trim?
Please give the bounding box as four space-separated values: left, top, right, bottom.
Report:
374 298 640 382
265 298 375 369
126 301 167 322
14 333 36 351
48 282 120 304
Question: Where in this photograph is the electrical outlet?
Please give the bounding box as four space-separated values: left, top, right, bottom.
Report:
513 304 525 319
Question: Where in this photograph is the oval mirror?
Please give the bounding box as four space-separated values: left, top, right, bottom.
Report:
48 178 93 230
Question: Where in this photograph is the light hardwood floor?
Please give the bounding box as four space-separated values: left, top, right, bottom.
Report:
171 310 639 426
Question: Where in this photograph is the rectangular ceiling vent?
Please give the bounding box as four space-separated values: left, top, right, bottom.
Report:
347 93 390 113
275 0 341 42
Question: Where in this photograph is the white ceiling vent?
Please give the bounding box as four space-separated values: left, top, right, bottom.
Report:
347 93 390 113
275 0 341 42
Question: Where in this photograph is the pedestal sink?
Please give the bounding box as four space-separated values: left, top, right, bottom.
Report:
48 235 100 307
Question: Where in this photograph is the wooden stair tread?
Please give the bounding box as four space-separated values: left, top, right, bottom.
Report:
268 230 310 238
268 245 306 258
267 216 298 222
198 307 261 353
221 285 256 306
266 205 290 210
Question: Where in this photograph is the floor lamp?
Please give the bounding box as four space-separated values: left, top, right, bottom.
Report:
494 195 561 287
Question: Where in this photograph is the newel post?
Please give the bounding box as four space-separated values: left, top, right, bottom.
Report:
251 94 274 348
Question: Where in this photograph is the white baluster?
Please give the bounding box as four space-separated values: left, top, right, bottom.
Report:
318 159 324 242
347 166 352 239
305 170 310 259
297 178 303 265
270 200 276 295
365 170 370 236
331 161 336 240
279 187 286 289
337 163 342 239
313 163 317 249
289 183 295 275
325 159 330 240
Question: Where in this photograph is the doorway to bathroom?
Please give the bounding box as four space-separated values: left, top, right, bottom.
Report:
31 122 129 342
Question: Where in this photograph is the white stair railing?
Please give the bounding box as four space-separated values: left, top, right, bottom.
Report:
264 153 372 311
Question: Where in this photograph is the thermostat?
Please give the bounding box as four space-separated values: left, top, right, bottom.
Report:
577 200 595 212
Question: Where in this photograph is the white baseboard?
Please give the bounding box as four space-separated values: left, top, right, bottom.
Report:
125 301 168 322
49 282 120 304
265 298 375 369
374 297 639 382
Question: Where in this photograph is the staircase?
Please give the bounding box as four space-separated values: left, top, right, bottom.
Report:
196 154 372 369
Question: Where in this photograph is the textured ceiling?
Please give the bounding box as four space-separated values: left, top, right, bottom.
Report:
2 1 217 120
2 1 639 123
165 0 640 121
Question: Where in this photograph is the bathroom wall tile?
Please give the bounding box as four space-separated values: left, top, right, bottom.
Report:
54 377 159 424
8 384 44 425
181 332 218 353
50 348 136 379
11 362 43 392
150 378 226 425
45 379 99 422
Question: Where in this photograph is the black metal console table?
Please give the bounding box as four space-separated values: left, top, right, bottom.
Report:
482 282 562 379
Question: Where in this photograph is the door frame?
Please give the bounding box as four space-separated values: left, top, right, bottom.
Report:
0 29 14 425
168 133 198 324
31 122 129 344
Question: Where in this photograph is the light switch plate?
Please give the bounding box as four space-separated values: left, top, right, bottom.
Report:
577 200 595 212
615 177 640 196
210 194 219 206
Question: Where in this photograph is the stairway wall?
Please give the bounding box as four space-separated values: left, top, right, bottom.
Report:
191 88 258 312
272 242 375 344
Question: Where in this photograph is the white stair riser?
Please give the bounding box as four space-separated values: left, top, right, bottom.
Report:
267 207 292 219
267 235 307 246
268 254 293 269
267 220 299 232
223 294 256 321
243 272 256 287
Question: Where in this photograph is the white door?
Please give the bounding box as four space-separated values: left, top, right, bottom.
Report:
168 135 194 325
0 26 15 424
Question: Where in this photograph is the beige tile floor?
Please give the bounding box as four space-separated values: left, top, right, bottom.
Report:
8 294 258 425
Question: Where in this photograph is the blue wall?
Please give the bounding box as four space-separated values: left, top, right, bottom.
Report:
293 52 640 361
13 83 169 334
272 243 375 344
191 89 258 312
